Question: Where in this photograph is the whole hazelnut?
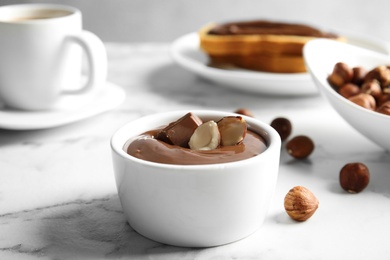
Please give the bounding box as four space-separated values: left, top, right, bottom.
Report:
351 66 367 85
361 80 382 99
339 162 370 193
338 83 360 98
348 93 376 110
270 117 292 142
328 62 353 88
377 92 390 107
377 101 390 115
234 108 254 117
284 186 319 222
364 65 390 87
286 135 314 159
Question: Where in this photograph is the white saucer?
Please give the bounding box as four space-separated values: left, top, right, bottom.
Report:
0 81 126 130
170 32 390 96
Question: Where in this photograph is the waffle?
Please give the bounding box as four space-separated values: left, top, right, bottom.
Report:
199 21 344 73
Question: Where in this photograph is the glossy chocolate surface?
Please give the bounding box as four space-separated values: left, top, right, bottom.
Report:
208 20 337 38
126 129 267 165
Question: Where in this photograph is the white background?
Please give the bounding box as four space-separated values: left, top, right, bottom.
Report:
1 0 389 43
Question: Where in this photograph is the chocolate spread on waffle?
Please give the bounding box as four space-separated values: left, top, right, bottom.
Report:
208 20 337 38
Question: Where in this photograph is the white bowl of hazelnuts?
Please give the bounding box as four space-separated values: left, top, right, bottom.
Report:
304 39 390 151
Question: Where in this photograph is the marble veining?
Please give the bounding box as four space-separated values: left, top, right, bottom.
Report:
0 43 389 259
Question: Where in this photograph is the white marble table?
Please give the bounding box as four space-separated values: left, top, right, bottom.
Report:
0 43 389 259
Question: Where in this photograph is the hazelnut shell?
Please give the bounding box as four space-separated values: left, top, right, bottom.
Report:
339 163 370 193
284 186 319 222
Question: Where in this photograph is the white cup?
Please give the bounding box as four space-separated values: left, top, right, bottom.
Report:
0 4 107 110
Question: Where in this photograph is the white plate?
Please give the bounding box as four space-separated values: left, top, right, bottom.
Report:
170 32 390 96
0 81 125 130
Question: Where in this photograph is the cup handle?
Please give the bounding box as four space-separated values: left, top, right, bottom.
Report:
63 31 107 94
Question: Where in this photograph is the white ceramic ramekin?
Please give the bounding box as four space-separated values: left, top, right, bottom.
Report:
111 110 281 247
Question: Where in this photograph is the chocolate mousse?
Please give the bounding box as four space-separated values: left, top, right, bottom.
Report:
125 113 267 165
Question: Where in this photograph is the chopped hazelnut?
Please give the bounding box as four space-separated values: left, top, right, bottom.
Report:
188 121 221 150
217 116 247 146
